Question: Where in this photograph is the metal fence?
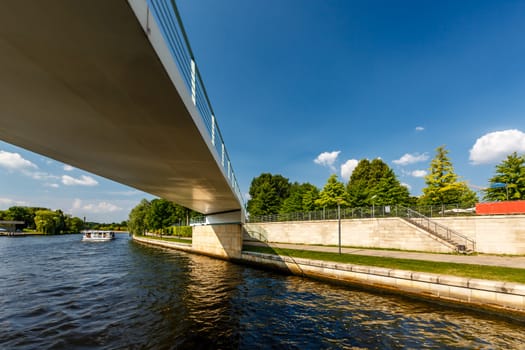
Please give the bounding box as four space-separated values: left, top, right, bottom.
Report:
248 204 476 223
147 0 245 209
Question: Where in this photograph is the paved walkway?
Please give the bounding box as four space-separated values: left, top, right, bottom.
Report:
243 241 525 269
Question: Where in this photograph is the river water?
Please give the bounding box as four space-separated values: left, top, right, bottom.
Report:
1 234 524 349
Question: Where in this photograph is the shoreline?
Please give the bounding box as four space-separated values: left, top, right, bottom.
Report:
132 235 525 319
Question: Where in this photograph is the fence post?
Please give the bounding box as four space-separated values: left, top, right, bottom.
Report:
191 59 196 105
211 115 216 146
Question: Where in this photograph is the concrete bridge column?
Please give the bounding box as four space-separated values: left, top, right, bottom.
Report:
192 224 243 260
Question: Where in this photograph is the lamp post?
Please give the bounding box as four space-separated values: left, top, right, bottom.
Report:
337 201 341 255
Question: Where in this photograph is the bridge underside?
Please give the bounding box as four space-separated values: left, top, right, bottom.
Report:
0 1 241 217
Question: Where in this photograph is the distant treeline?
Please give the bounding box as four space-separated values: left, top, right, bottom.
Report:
128 198 200 236
247 147 525 217
0 206 127 234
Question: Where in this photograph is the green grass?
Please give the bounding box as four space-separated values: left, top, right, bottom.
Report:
243 245 525 284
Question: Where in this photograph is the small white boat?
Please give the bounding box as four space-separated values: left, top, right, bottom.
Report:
82 230 115 242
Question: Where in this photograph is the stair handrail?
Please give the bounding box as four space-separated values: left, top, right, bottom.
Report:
403 207 476 252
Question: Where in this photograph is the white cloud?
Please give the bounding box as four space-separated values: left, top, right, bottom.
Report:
71 199 121 214
415 126 425 132
30 172 59 181
0 150 38 171
314 151 340 171
393 153 429 166
44 183 60 188
63 164 74 171
72 198 82 209
0 197 27 208
84 202 121 213
0 197 15 206
62 175 98 186
340 159 358 181
411 170 427 178
0 150 58 181
469 129 525 165
401 182 412 190
108 190 141 196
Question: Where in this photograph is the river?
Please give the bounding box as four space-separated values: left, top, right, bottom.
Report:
1 234 524 349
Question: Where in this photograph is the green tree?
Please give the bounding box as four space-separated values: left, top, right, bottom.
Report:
128 199 151 235
146 199 180 232
34 209 61 234
315 174 349 209
420 145 478 207
247 173 291 216
347 159 409 207
484 152 525 201
5 206 34 229
280 182 320 213
367 158 390 190
369 168 410 206
65 216 85 233
347 159 371 207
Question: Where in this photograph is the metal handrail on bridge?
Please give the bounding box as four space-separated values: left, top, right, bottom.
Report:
404 207 476 253
146 0 245 209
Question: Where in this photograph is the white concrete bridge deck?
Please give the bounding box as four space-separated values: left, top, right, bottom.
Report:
0 0 243 221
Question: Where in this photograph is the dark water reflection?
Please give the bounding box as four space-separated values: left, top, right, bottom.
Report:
1 234 524 349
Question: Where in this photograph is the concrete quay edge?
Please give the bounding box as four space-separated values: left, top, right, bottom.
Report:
133 235 193 253
241 251 525 316
132 236 525 317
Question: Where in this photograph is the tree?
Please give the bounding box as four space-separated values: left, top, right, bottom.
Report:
146 199 179 232
247 173 291 216
420 145 478 207
347 158 409 207
347 159 371 207
65 216 85 233
315 174 349 209
280 182 320 213
34 209 61 234
369 168 410 206
484 152 525 201
128 199 151 235
5 206 34 229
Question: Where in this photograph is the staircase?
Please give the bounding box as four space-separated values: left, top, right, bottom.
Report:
402 208 476 254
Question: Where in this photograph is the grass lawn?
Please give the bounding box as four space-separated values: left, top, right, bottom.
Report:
243 245 525 284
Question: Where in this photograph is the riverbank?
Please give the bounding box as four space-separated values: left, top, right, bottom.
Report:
132 235 525 318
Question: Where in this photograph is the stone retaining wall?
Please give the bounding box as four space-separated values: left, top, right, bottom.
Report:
241 251 525 316
245 215 525 254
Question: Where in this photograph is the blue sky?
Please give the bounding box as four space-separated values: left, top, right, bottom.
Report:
2 0 525 222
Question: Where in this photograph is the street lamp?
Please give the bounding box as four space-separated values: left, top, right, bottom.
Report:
337 200 342 255
371 195 377 218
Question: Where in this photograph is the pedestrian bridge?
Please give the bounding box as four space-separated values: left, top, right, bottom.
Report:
0 0 244 225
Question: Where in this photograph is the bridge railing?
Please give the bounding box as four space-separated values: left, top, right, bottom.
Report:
146 0 245 209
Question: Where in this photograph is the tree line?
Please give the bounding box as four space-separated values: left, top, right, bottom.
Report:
127 198 200 235
124 146 525 226
248 146 525 217
0 206 127 234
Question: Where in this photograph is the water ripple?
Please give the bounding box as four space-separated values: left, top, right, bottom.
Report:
0 235 524 349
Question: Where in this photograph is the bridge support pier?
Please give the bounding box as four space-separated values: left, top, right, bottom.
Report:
192 224 243 260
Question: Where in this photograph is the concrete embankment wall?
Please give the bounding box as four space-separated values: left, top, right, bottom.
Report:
132 236 525 316
245 215 525 255
242 251 525 316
